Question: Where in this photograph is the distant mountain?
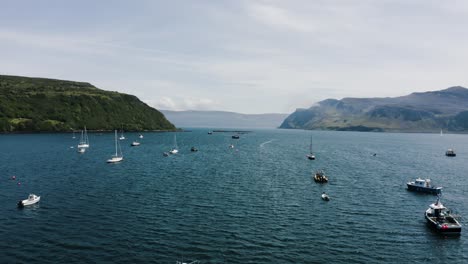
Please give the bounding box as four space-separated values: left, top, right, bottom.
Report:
0 75 175 132
280 86 468 132
161 110 288 128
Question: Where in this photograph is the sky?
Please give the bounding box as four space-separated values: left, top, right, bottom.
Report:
1 0 468 114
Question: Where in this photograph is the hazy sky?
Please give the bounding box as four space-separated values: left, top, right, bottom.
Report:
1 0 468 114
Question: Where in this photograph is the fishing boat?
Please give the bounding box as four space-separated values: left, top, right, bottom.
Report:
313 170 328 183
425 197 461 235
17 194 40 207
131 141 140 146
107 130 123 163
306 135 315 160
77 126 90 148
321 192 330 201
169 134 178 154
445 149 456 157
407 178 442 195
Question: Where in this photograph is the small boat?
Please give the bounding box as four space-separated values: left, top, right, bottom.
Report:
232 135 240 139
169 134 178 154
131 141 140 146
321 192 330 201
229 144 234 149
77 126 90 148
18 194 40 207
306 135 315 160
313 170 328 183
139 134 144 139
119 127 125 140
425 197 461 235
107 130 123 163
445 149 456 157
191 146 198 152
77 147 86 153
208 131 213 135
407 178 442 195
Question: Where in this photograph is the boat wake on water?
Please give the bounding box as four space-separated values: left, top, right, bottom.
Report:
260 139 276 148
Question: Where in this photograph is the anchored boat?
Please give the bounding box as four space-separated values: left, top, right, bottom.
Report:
425 197 461 235
18 194 40 207
313 170 328 183
407 178 442 195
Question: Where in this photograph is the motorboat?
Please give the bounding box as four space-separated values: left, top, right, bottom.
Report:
191 146 198 152
131 141 140 146
229 144 234 149
232 135 240 139
425 197 461 235
445 149 456 157
307 154 316 160
313 170 328 183
18 194 40 207
321 192 330 201
208 131 213 135
407 178 442 195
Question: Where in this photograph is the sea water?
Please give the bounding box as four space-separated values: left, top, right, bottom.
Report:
0 129 467 263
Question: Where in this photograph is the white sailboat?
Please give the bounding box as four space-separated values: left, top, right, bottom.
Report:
119 127 126 140
306 135 315 160
72 131 76 139
77 126 90 148
107 130 123 163
169 134 178 154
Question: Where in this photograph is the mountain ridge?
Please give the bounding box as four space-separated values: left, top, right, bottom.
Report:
161 110 288 128
280 86 468 132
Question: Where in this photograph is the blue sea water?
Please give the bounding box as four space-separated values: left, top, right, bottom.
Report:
0 129 467 263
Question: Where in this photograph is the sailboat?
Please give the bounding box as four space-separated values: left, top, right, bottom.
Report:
119 127 126 140
306 135 315 160
72 131 76 139
169 134 178 154
107 130 123 163
77 126 90 148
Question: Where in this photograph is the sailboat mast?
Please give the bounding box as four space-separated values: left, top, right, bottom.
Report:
114 130 118 156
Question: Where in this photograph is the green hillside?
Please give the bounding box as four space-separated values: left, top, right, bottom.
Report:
0 75 176 132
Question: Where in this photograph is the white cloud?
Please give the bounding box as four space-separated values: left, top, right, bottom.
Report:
149 96 220 111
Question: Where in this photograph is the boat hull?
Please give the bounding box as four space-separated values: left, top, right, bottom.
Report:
425 213 461 235
107 157 123 163
407 184 442 195
18 196 40 207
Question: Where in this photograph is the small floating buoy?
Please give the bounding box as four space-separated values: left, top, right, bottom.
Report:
11 175 16 180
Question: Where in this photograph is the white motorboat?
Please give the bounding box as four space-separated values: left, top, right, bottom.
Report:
131 141 140 146
18 194 40 207
321 192 330 201
229 144 234 149
107 130 123 163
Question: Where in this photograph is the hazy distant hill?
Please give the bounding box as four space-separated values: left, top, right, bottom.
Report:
0 75 175 132
161 110 288 128
280 86 468 132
